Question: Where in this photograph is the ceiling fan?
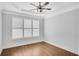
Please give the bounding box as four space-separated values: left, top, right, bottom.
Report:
22 2 52 13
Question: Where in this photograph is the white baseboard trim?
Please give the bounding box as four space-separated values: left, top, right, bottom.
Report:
78 50 79 55
44 40 78 55
0 50 2 55
3 40 44 49
2 40 78 55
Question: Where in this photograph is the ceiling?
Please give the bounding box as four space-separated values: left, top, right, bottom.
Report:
2 2 79 17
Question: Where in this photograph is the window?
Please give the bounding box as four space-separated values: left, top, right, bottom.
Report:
33 20 39 37
12 16 40 39
24 19 32 38
12 29 23 39
12 17 23 39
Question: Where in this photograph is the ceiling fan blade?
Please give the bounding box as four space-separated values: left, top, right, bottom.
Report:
42 2 49 7
46 8 51 10
42 8 51 10
30 3 37 7
39 2 41 5
39 2 42 8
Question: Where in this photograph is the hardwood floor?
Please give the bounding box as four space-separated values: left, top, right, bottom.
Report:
1 42 78 56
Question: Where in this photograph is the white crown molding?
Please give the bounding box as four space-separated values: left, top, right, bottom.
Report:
2 9 44 20
45 5 79 18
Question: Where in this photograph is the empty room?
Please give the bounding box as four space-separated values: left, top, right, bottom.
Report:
0 2 79 56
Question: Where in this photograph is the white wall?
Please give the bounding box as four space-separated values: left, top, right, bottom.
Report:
0 4 2 54
77 8 79 55
0 3 44 49
0 3 5 54
45 9 78 54
0 2 14 54
2 11 44 49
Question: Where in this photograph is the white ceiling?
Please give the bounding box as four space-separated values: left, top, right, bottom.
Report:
11 2 79 13
2 2 79 17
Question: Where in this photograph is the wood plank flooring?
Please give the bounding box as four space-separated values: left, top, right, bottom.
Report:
1 42 78 56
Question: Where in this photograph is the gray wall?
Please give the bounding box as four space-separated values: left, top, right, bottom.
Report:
45 9 78 54
0 5 2 53
0 3 5 54
78 8 79 54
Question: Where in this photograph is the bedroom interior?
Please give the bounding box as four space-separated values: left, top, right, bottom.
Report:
0 2 79 56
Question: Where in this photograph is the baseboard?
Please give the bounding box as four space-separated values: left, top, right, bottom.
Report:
3 40 44 49
2 40 78 55
78 50 79 55
0 50 2 55
44 40 78 55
